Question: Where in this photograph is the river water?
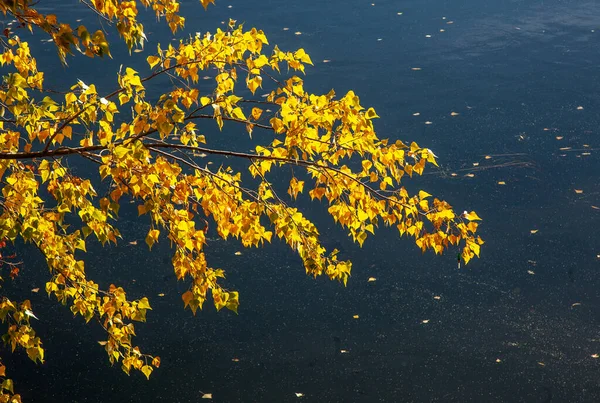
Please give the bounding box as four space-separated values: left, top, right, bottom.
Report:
2 0 600 402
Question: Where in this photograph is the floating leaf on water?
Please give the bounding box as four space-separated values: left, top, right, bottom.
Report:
97 341 107 346
592 206 600 210
555 136 563 140
450 112 460 116
157 293 165 297
411 67 422 71
451 173 458 177
472 162 479 166
397 12 403 15
377 38 383 41
413 112 420 116
496 358 502 363
559 147 571 151
340 349 349 354
498 181 506 185
323 59 331 63
440 29 445 32
283 27 289 31
577 106 584 110
538 362 545 367
581 152 591 156
353 315 359 319
447 21 454 24
129 240 138 245
425 34 432 38
232 358 240 362
234 251 242 256
425 121 433 125
202 393 213 399
295 393 304 398
527 270 535 275
367 277 377 282
31 288 40 293
530 229 539 234
433 296 441 300
465 173 475 178
574 189 584 194
294 32 302 35
592 354 599 359
572 302 582 307
421 319 430 324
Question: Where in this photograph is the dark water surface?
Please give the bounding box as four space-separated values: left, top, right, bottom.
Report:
3 0 600 402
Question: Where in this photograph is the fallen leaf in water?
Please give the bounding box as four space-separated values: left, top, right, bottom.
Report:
283 27 289 31
340 350 349 354
411 67 422 71
527 270 535 275
425 34 432 38
98 341 107 346
538 362 545 367
31 288 40 293
234 251 242 256
472 162 479 167
133 48 143 53
157 293 165 297
530 229 539 234
447 21 454 24
574 189 584 194
412 112 420 116
129 240 138 245
433 296 441 300
202 393 213 399
294 31 302 35
496 358 502 363
367 277 377 282
425 121 433 125
422 319 430 324
581 152 591 156
450 112 460 116
592 354 599 359
498 181 506 185
484 155 492 160
465 173 475 178
592 206 600 210
451 173 458 177
559 147 571 151
440 29 445 32
397 12 403 15
572 302 582 307
232 358 240 362
577 106 584 110
295 393 304 397
322 59 331 63
353 315 359 319
555 136 563 140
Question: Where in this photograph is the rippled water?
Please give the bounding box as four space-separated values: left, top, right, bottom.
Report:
2 0 600 402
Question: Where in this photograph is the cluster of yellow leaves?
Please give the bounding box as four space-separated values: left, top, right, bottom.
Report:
0 359 19 403
0 0 482 391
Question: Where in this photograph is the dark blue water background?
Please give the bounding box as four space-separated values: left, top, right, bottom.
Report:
2 0 600 401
